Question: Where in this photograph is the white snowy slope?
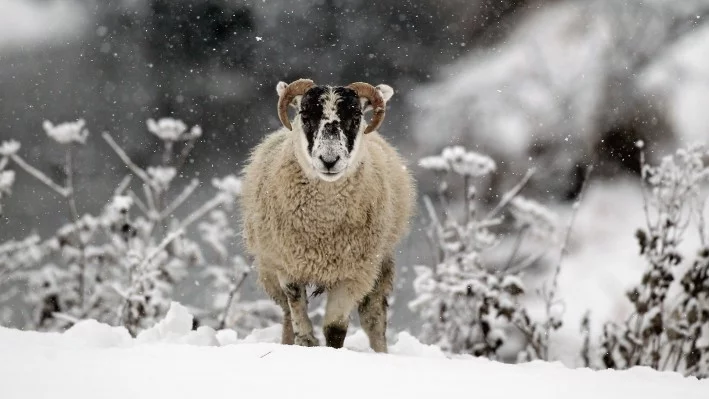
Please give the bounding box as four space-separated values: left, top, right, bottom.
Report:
0 303 706 399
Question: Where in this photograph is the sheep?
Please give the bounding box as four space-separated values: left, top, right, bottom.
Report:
238 78 415 353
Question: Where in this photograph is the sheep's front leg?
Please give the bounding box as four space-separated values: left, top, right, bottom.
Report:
279 278 319 347
358 256 394 353
323 280 369 349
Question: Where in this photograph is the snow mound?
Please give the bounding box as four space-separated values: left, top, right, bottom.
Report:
1 301 707 399
64 319 133 348
136 302 219 346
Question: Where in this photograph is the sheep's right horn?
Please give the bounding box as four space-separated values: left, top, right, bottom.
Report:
277 78 315 131
347 82 386 134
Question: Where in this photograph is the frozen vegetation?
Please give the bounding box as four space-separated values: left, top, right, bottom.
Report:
3 115 709 380
4 0 709 394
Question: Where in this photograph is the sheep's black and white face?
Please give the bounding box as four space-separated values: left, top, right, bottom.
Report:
277 82 394 182
298 86 363 181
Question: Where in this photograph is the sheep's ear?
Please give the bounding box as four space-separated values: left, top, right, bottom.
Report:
276 81 304 108
276 81 288 97
377 84 394 103
361 84 394 113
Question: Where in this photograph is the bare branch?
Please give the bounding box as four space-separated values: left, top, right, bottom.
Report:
114 175 133 197
65 147 80 222
173 138 198 173
484 167 536 220
102 132 152 186
10 154 70 197
142 183 159 219
218 270 250 329
160 178 199 219
128 190 150 216
137 194 227 272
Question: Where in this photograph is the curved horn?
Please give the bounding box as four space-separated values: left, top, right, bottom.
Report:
277 78 315 130
346 82 386 134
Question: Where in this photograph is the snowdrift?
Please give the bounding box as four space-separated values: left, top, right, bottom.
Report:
1 302 706 399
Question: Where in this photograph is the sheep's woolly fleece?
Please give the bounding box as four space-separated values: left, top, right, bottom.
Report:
240 128 415 291
1 302 707 399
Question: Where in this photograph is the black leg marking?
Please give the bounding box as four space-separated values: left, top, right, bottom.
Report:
324 324 347 349
284 283 301 301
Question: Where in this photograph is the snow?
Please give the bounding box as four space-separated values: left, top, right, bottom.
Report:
1 302 707 399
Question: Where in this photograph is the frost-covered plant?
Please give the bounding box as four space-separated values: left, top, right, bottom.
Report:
0 118 270 337
409 145 563 360
600 143 709 378
514 168 592 362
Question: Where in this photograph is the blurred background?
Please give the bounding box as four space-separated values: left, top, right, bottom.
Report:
2 0 709 366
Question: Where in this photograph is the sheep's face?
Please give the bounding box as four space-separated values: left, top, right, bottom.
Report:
277 80 394 182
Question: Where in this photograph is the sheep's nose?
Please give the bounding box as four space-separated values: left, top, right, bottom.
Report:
319 155 340 170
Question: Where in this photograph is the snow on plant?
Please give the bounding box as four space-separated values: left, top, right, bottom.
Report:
0 117 273 337
599 142 709 378
409 145 568 361
43 119 89 144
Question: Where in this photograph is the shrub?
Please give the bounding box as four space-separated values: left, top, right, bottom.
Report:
599 143 709 377
0 117 278 336
409 145 569 361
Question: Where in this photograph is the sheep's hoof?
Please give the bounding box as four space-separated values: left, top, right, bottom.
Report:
294 333 320 347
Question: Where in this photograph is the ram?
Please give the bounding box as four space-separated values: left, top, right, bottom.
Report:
239 78 415 353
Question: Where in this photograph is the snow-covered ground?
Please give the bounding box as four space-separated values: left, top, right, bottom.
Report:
1 302 706 399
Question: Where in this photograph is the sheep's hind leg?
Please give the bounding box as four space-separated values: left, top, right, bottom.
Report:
258 270 294 345
280 278 319 347
358 255 394 353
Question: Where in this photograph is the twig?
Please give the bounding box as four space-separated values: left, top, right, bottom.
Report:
484 168 536 220
638 148 654 232
143 183 158 218
65 148 80 222
542 165 594 360
464 175 471 225
162 141 174 166
580 311 592 368
64 146 86 309
52 312 81 325
128 190 150 216
114 175 133 196
422 195 444 268
673 341 685 372
0 156 8 171
218 270 250 329
506 249 547 274
102 132 152 187
173 137 198 173
137 194 227 272
160 178 200 219
503 224 529 272
10 154 70 197
259 351 273 358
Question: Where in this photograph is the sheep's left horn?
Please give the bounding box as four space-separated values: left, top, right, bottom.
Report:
347 82 386 134
277 78 315 130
